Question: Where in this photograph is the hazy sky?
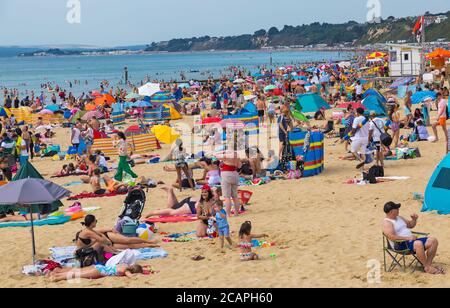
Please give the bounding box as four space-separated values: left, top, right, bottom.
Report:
0 0 448 46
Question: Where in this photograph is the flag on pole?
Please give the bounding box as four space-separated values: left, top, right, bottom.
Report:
412 16 425 43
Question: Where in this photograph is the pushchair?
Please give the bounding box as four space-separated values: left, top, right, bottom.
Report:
116 188 147 236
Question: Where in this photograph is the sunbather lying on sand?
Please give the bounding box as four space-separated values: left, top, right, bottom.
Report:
47 264 146 282
0 212 48 223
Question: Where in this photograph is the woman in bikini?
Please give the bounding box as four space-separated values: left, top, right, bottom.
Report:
76 215 158 253
195 185 216 237
388 103 401 149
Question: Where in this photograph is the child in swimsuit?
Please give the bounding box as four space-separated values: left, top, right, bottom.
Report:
238 221 268 261
48 264 146 282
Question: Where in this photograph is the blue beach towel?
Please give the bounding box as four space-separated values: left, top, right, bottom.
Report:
0 215 71 228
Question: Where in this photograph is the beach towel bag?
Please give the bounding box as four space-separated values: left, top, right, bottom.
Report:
372 120 392 147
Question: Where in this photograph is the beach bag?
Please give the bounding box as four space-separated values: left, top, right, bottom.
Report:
372 120 392 147
363 171 377 184
369 165 384 178
75 247 101 268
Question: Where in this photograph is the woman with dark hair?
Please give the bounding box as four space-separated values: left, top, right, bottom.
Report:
113 132 138 181
388 103 401 149
76 215 157 254
195 185 215 237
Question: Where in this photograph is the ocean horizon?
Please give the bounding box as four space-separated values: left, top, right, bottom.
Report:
0 50 353 97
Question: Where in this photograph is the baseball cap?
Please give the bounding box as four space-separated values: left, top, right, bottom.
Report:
384 201 401 214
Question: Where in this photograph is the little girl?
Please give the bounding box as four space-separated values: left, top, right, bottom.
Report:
47 264 147 282
238 221 268 261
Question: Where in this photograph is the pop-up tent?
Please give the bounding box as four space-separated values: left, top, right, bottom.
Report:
422 154 450 215
362 96 387 116
295 94 331 113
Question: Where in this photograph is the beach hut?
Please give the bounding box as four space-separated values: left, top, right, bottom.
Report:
295 94 331 113
422 154 450 215
388 44 422 77
288 130 325 177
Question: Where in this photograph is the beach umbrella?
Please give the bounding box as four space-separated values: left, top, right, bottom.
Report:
295 94 331 113
412 91 437 104
84 103 97 111
99 93 116 106
125 125 147 137
366 51 387 59
138 83 161 97
91 91 102 97
82 110 104 121
0 108 11 117
151 125 180 144
426 48 450 60
0 178 71 263
125 93 141 100
39 109 54 115
264 85 277 92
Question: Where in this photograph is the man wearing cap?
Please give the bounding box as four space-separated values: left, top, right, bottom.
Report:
382 202 443 275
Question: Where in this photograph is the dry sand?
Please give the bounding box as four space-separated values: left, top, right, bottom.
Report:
1 114 450 288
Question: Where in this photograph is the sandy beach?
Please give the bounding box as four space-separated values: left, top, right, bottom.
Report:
0 112 449 288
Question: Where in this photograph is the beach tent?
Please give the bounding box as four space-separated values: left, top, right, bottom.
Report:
164 104 182 120
288 130 325 177
295 94 331 113
138 83 161 97
422 154 450 215
363 89 387 104
243 102 257 114
91 133 160 156
362 96 387 116
412 91 437 104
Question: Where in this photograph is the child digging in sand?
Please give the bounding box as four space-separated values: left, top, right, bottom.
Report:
213 200 233 252
238 221 268 261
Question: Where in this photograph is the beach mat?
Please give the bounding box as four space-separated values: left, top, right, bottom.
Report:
51 172 88 178
0 215 71 228
68 191 127 201
50 246 168 267
146 215 199 224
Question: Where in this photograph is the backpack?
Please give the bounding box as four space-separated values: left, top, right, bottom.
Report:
75 247 101 268
369 165 384 177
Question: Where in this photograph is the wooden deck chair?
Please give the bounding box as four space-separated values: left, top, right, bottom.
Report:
383 232 429 273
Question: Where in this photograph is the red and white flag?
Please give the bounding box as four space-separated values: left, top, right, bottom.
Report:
412 16 425 43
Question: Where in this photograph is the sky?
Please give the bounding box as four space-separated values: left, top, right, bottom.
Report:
0 0 448 47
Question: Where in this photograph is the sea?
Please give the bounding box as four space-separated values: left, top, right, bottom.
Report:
0 50 353 96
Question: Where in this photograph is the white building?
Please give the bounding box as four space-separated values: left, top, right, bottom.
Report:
388 44 423 77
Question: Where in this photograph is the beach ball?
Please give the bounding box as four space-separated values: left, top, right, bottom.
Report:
136 224 154 241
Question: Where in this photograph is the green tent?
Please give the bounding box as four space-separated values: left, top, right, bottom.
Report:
5 161 64 214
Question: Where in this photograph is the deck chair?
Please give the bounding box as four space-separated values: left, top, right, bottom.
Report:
383 232 429 273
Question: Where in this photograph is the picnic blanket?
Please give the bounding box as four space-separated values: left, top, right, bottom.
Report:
68 191 127 201
50 246 168 267
0 215 71 228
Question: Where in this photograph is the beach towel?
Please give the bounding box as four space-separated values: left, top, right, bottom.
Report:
50 246 168 267
0 215 71 228
51 172 88 178
67 191 127 201
145 215 199 224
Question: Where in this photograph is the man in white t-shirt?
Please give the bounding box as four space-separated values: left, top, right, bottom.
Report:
351 107 370 169
71 122 81 149
355 81 363 100
369 112 386 167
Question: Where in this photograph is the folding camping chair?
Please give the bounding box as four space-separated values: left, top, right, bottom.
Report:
383 232 429 273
